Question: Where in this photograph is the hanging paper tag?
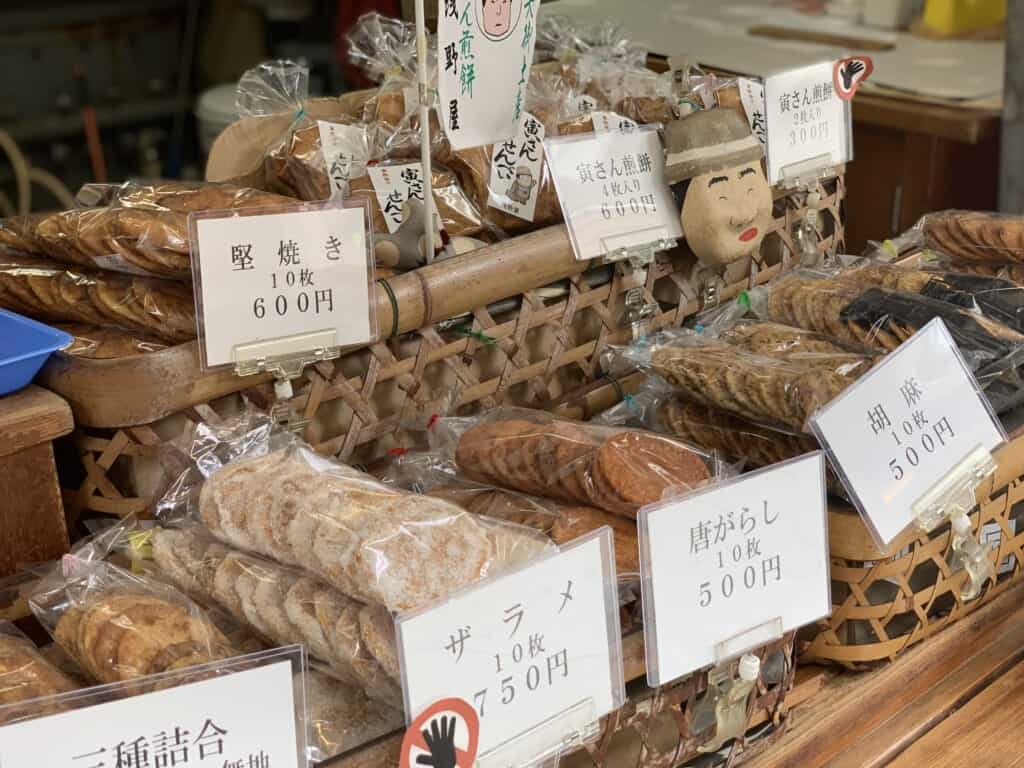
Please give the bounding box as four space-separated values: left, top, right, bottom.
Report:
981 519 1018 575
810 318 1006 549
591 111 639 135
317 121 370 199
572 94 598 115
488 112 546 223
368 162 427 234
189 201 376 369
639 453 830 685
545 126 682 261
737 78 767 147
396 529 624 762
0 656 303 767
762 61 852 185
437 0 541 150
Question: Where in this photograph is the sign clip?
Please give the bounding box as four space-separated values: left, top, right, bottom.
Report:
912 444 997 601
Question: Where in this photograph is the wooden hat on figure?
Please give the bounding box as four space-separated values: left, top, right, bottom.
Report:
665 109 773 273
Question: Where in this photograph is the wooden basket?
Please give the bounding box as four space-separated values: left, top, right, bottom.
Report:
324 632 797 768
44 174 844 521
802 428 1024 668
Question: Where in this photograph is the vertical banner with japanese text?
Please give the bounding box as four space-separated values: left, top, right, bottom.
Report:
438 0 541 150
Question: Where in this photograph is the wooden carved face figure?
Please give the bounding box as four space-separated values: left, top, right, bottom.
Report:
679 161 773 270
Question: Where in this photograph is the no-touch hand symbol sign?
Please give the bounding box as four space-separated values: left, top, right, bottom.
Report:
833 56 874 101
400 698 480 768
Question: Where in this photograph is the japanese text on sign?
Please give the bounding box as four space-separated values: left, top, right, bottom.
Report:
488 112 546 222
397 529 624 758
191 204 374 368
811 318 1006 548
0 658 301 768
438 0 540 150
317 121 370 199
762 61 851 185
367 163 425 234
640 453 830 685
545 128 682 261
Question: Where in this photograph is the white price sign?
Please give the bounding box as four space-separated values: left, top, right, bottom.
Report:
762 61 851 185
545 128 682 262
191 203 375 369
397 529 624 760
437 0 540 150
639 453 830 685
811 319 1006 548
0 657 302 767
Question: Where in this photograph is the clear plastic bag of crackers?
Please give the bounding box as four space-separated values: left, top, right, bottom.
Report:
430 406 719 521
28 524 240 689
0 251 197 344
27 180 294 280
383 448 643 577
0 620 82 726
235 59 374 201
154 408 554 617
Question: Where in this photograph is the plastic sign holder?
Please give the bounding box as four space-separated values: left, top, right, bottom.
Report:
189 199 377 431
692 617 783 753
911 444 998 600
396 528 624 768
476 698 599 768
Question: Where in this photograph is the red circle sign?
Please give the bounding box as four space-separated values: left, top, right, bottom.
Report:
833 56 874 101
399 697 480 768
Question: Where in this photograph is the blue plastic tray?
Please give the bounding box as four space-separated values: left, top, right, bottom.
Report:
0 309 73 396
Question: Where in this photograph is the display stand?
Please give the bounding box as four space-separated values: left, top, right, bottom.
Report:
475 698 599 768
778 156 843 270
692 617 784 754
912 444 998 600
414 0 435 262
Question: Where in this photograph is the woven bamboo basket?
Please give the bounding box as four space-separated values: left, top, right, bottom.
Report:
41 174 844 522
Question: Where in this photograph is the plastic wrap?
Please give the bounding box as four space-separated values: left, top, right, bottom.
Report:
0 621 80 724
348 162 486 243
57 323 168 358
31 181 293 280
922 210 1024 266
155 414 553 615
434 408 715 519
0 253 195 343
644 330 865 433
305 668 402 761
384 451 642 576
533 15 633 62
840 261 1024 334
29 533 239 685
150 525 404 708
762 271 1024 410
235 60 373 201
345 12 425 84
0 214 45 255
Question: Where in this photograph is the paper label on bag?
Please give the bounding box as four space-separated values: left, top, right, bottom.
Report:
397 529 624 759
545 127 682 261
192 204 374 368
591 111 639 135
738 77 767 147
762 61 851 185
640 453 830 685
317 121 370 199
488 112 546 223
572 94 598 115
437 0 540 150
811 319 1005 548
0 660 300 767
981 519 1017 575
367 162 426 233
